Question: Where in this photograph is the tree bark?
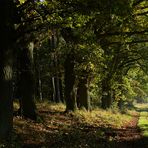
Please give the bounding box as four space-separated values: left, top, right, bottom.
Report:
77 78 91 111
19 42 37 120
34 48 43 101
101 78 112 109
0 0 16 140
52 77 61 103
38 66 43 101
64 53 77 112
0 49 13 141
118 98 124 110
59 78 64 102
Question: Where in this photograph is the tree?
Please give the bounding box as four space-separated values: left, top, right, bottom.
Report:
18 40 37 120
13 0 46 119
64 50 77 111
0 0 17 141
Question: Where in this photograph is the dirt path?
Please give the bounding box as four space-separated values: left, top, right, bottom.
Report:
13 103 148 148
20 113 147 148
112 112 148 148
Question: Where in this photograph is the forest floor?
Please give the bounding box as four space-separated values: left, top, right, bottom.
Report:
13 102 148 148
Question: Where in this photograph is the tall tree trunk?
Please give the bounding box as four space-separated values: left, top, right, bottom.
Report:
38 77 43 101
0 0 16 140
56 77 61 103
101 78 112 109
64 53 77 112
77 78 91 111
52 77 56 102
52 76 63 103
38 65 43 101
19 42 37 120
0 49 13 141
59 78 64 102
116 76 124 110
118 98 124 110
50 29 62 103
52 77 60 102
34 48 43 101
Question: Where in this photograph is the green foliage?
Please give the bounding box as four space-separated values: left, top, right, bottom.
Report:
73 108 132 128
138 111 148 137
15 0 148 109
2 0 148 147
137 104 148 137
111 0 132 16
127 68 148 103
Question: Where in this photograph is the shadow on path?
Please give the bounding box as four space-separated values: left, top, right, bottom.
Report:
14 104 148 148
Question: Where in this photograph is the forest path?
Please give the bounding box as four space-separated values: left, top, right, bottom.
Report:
13 103 148 148
112 104 148 148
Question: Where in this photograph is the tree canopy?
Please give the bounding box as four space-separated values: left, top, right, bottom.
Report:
0 0 148 144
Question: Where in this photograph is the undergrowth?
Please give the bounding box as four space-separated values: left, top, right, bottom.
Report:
12 101 136 147
138 112 148 137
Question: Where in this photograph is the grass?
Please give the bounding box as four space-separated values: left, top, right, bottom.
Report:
36 101 133 128
138 111 148 137
135 103 148 137
72 108 132 128
12 101 138 147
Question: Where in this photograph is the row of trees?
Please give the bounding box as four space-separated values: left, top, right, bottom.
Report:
0 0 148 141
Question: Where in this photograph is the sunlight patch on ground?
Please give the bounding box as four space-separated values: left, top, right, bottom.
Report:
138 111 148 137
13 102 140 147
73 108 132 128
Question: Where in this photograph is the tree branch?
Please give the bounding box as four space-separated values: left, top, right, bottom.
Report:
133 0 146 7
18 0 34 10
108 39 148 45
119 57 141 69
133 11 148 16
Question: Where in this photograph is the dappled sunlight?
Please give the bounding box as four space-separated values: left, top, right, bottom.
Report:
37 101 66 112
72 108 133 128
12 102 148 147
138 109 148 137
1 0 148 147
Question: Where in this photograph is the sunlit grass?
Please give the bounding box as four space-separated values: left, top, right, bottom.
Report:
36 101 66 112
13 101 137 147
73 108 132 128
36 101 133 128
138 111 148 137
14 100 134 129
